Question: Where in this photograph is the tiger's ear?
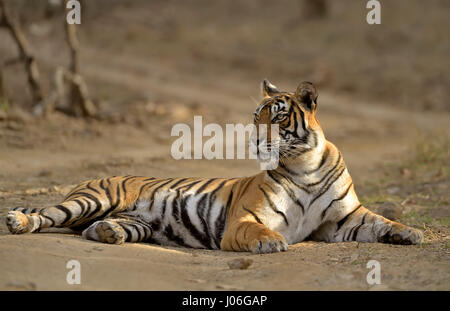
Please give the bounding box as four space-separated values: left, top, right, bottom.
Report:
262 79 280 97
295 81 318 111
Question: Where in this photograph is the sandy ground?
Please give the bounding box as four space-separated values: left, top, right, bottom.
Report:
0 0 449 291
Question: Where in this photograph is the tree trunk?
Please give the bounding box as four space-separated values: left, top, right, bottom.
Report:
0 0 44 108
62 0 96 117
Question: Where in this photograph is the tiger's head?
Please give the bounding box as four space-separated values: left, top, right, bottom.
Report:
253 80 324 164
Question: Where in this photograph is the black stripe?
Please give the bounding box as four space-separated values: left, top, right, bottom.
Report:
195 178 217 194
336 204 362 231
40 214 55 227
242 205 263 225
142 177 156 182
306 152 342 187
271 169 310 194
114 183 121 207
132 217 153 232
121 176 136 197
281 107 298 138
297 108 307 132
178 179 203 192
262 181 277 194
350 213 368 241
214 190 234 246
137 179 164 198
170 178 189 189
321 182 353 220
86 181 101 194
127 218 152 240
259 185 289 226
130 223 142 242
80 198 92 218
308 146 330 174
179 195 211 249
142 225 152 239
197 194 213 248
103 184 113 210
345 223 359 242
309 163 346 207
72 199 86 220
171 190 182 222
54 204 72 225
209 179 228 197
292 108 301 139
121 225 133 241
160 195 168 220
144 179 174 213
213 206 227 248
149 179 174 202
94 184 122 220
267 170 305 214
99 178 111 190
350 224 363 241
71 192 102 219
206 180 228 249
164 224 188 247
144 223 153 238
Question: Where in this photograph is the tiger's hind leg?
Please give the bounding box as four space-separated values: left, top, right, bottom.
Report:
82 216 152 244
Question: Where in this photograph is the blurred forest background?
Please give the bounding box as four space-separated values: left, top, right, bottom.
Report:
0 0 449 116
0 0 449 290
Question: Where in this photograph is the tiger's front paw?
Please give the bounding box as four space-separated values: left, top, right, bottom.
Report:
6 211 31 234
248 233 288 254
379 224 424 245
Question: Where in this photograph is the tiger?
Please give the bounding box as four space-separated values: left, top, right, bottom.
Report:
5 80 423 253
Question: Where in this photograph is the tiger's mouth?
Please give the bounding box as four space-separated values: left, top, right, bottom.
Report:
277 138 313 159
251 134 306 162
249 136 276 161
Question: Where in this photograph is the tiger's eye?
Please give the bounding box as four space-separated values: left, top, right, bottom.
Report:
274 114 286 122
